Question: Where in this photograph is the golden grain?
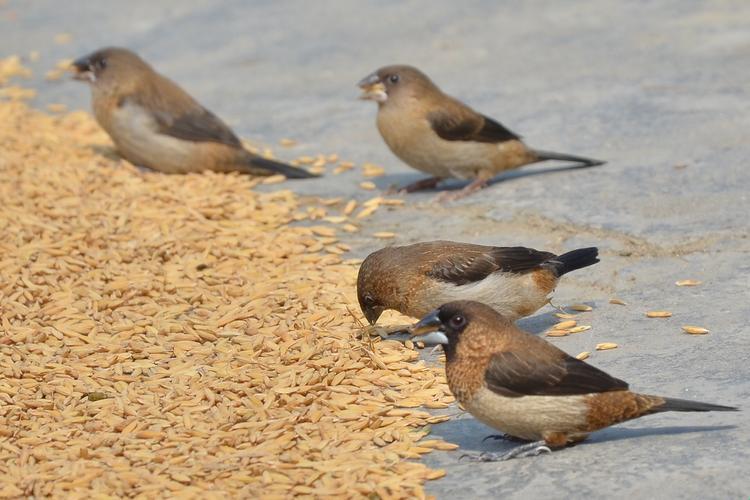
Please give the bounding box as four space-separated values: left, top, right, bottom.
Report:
675 279 702 287
646 311 672 318
595 343 618 350
682 326 709 335
0 98 451 498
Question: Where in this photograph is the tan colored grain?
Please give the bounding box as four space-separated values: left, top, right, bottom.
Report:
676 279 701 287
646 311 672 318
569 304 592 312
682 326 709 335
595 343 618 350
0 98 451 498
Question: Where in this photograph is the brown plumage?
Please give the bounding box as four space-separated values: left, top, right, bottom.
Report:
358 65 603 199
72 47 316 179
357 240 599 325
411 301 737 460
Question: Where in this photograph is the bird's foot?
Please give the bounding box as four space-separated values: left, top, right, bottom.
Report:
482 433 530 443
432 178 489 202
398 177 442 193
460 441 552 462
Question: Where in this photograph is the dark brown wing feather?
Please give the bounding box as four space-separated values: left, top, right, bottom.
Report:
484 350 629 398
152 107 242 147
129 75 243 148
428 100 520 143
427 246 555 286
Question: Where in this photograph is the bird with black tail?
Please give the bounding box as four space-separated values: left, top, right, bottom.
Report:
410 301 738 461
357 241 599 326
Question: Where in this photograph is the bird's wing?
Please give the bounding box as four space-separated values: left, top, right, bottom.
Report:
484 349 629 397
426 246 555 286
427 98 521 143
128 75 243 148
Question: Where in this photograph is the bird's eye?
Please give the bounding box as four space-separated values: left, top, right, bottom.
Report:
388 74 399 84
364 294 376 307
95 58 107 70
448 314 466 330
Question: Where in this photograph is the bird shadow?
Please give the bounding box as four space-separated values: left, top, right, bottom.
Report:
374 162 604 193
88 144 121 161
517 310 565 335
429 417 736 456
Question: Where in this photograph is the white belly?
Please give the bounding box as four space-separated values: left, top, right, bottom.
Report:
420 272 550 320
467 387 588 441
104 102 198 173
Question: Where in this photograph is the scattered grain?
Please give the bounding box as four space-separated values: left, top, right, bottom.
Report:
676 280 702 287
569 304 593 312
646 311 672 318
682 326 709 335
596 343 618 350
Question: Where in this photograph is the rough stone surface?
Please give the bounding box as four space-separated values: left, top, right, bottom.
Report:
2 1 748 497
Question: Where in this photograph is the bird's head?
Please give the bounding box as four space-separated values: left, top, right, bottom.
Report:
410 301 506 354
357 65 436 105
72 47 152 88
357 247 405 325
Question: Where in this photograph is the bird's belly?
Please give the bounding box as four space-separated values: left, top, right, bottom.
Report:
385 132 500 179
378 113 532 179
105 103 199 173
466 387 588 441
418 272 551 321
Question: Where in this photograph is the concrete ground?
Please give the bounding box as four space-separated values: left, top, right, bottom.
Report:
2 0 748 497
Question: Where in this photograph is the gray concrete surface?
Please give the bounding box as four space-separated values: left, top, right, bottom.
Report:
2 0 749 497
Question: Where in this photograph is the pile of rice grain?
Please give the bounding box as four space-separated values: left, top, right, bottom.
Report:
0 97 455 498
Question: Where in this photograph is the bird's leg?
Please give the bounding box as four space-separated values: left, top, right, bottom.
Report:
482 433 530 443
460 441 552 462
398 177 443 193
433 177 489 203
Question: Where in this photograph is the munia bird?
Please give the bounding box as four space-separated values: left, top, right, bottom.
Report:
411 301 737 461
72 47 316 179
358 65 603 199
357 241 599 325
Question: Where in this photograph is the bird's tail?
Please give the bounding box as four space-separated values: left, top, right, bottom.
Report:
544 247 599 277
241 154 319 179
651 396 738 414
532 149 605 167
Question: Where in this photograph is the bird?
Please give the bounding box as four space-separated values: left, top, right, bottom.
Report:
358 65 603 200
71 47 316 179
410 300 738 461
357 240 599 325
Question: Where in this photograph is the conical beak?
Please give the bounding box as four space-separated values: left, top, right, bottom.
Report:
409 309 449 345
357 72 387 102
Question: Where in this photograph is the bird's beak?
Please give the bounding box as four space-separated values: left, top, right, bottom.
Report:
409 309 449 345
364 306 385 325
357 73 387 102
71 56 95 82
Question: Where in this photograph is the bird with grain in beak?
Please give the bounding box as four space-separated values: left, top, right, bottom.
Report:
357 241 599 325
410 301 737 461
72 47 317 179
358 65 603 200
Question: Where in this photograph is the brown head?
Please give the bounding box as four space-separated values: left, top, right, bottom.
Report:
357 246 410 325
410 300 515 361
357 65 441 106
72 47 154 92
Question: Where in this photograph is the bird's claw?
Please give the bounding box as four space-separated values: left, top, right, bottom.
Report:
460 441 552 462
481 433 528 443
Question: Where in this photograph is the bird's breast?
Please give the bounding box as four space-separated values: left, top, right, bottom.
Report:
100 100 208 173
